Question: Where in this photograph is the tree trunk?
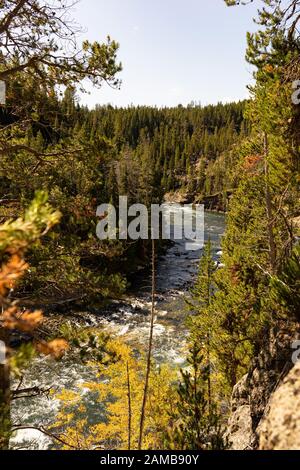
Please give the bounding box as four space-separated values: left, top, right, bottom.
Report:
207 333 212 415
138 239 156 450
126 361 132 451
263 132 276 273
0 327 11 450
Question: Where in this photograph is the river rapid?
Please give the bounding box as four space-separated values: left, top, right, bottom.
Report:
11 210 225 449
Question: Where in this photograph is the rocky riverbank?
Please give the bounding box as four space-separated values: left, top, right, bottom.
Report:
226 320 300 450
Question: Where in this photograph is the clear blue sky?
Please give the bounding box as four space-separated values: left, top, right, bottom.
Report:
73 0 261 108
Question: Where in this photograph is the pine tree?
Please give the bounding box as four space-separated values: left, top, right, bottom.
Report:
166 344 226 450
187 240 217 410
270 242 300 320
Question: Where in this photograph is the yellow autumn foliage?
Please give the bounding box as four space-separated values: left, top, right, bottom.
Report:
0 254 29 295
2 307 43 332
52 338 178 450
36 339 69 359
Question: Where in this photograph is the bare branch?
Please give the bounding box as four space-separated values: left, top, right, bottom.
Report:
11 425 78 449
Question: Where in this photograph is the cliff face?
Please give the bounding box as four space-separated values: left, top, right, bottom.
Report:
164 190 233 212
226 321 300 450
259 361 300 450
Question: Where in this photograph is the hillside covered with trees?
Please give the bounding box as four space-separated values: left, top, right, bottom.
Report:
1 79 247 303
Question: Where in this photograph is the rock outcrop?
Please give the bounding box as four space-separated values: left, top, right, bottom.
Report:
226 321 300 450
258 361 300 450
225 375 254 450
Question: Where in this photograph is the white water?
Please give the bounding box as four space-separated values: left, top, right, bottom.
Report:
11 211 225 449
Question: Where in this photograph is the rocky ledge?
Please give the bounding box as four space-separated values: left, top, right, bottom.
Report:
226 321 300 450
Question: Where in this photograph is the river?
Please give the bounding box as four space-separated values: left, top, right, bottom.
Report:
11 210 225 449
